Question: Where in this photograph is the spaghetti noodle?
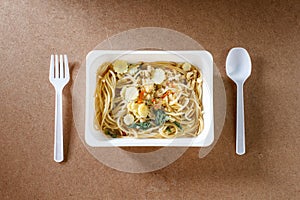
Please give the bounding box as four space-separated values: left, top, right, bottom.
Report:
94 60 204 138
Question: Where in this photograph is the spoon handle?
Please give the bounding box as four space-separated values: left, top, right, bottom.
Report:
236 83 246 155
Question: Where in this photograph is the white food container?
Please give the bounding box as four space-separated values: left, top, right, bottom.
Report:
85 50 214 147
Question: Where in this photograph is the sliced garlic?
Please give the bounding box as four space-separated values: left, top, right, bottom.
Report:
145 94 151 100
124 114 134 125
131 102 139 111
127 102 133 111
120 87 126 98
182 62 192 71
138 104 149 118
144 84 154 93
127 102 140 118
186 71 194 80
112 60 128 74
125 87 139 101
151 68 166 84
128 65 139 75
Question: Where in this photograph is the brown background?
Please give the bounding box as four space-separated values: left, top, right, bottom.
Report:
1 0 299 199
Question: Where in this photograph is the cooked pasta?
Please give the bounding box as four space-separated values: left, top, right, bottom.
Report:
94 60 204 138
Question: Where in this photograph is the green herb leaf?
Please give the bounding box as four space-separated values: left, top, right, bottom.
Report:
166 127 172 132
105 129 118 138
129 121 152 130
154 109 168 126
105 130 110 135
173 121 182 130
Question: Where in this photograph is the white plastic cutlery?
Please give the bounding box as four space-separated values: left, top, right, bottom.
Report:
49 55 70 162
226 48 251 155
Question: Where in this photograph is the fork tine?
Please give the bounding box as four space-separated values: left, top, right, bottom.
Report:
64 55 70 79
49 55 54 79
55 55 59 78
60 55 64 78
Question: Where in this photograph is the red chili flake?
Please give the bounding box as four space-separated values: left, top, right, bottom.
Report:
161 91 171 98
137 89 145 104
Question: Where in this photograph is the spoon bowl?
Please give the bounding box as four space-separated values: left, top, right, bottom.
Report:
226 48 252 84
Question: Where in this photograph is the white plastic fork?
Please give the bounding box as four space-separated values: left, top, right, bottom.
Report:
49 55 70 162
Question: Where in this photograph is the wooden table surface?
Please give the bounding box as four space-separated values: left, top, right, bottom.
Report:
1 0 299 199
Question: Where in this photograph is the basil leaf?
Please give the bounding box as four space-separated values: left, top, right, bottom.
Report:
166 127 172 132
154 109 168 126
105 130 110 135
129 121 151 130
173 121 182 130
105 129 118 138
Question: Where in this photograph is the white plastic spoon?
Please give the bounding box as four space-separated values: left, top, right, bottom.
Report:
226 47 252 155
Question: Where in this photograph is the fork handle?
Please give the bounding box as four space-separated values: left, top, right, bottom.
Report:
54 89 64 162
